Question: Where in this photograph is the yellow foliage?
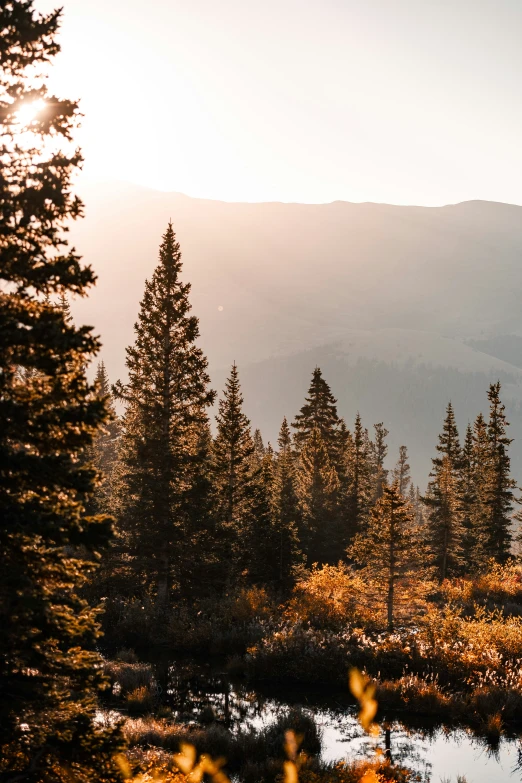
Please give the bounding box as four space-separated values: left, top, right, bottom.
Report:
287 563 366 627
349 669 378 735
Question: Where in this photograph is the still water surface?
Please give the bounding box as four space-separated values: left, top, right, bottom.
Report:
130 659 522 783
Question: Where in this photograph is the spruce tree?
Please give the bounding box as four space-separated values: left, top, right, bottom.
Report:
345 413 374 541
351 482 430 631
0 1 121 777
252 428 266 465
115 223 215 605
424 404 463 581
296 427 340 565
272 418 302 587
372 422 389 500
433 402 461 468
425 455 463 581
248 445 281 583
58 292 73 324
467 413 492 568
91 361 120 515
484 382 515 562
459 423 481 571
392 445 411 497
292 367 341 463
213 363 256 573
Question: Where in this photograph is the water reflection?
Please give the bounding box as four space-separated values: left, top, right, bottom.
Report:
132 659 522 782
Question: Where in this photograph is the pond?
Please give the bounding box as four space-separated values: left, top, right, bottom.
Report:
117 658 522 783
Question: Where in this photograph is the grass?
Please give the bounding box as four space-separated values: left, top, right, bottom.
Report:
122 710 322 783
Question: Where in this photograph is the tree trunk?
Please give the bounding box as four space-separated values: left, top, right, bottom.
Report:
156 552 170 610
387 576 394 631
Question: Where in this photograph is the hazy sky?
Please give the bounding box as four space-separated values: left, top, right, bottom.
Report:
38 0 522 205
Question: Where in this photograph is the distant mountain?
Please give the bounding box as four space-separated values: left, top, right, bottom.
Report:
69 182 522 485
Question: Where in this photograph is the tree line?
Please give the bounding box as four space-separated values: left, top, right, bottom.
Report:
90 224 518 617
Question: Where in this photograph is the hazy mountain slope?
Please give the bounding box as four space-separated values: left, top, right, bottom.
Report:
215 334 522 487
68 182 522 485
70 183 522 380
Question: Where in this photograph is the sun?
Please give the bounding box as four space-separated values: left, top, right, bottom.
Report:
15 99 46 127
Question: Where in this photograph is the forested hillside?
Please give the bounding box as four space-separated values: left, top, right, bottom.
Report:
69 183 522 485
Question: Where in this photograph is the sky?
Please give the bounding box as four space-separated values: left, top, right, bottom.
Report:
37 0 522 205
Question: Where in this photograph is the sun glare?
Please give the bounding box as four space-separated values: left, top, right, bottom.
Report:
15 99 46 127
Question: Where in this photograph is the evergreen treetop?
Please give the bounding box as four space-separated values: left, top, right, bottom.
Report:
278 416 293 453
484 382 515 562
372 422 389 499
292 367 341 458
213 362 256 536
393 445 411 497
433 402 461 469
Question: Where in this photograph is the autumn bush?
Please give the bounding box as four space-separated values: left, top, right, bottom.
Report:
441 562 522 615
285 563 372 629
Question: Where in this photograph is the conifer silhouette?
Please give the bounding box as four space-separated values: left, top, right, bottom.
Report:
0 1 121 776
115 223 215 605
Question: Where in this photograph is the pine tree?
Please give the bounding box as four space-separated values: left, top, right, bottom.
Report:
459 423 481 570
0 2 121 777
423 404 463 581
433 402 461 468
392 445 411 497
344 413 374 542
213 363 256 573
467 413 492 569
351 483 430 631
292 367 341 463
248 445 281 583
296 427 340 565
425 455 463 581
115 223 215 605
272 418 302 587
252 428 266 465
372 422 389 500
484 382 515 562
59 291 73 324
91 361 120 515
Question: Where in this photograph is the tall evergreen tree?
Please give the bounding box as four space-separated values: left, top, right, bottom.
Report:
248 445 281 583
58 291 73 324
392 445 411 497
433 402 461 468
91 361 120 515
459 423 481 570
345 413 374 541
292 367 341 463
115 223 215 605
252 428 266 465
0 1 121 777
213 363 256 573
467 413 492 568
351 482 430 631
272 418 302 587
372 422 389 500
425 455 463 581
296 427 340 565
423 404 463 581
484 382 515 562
